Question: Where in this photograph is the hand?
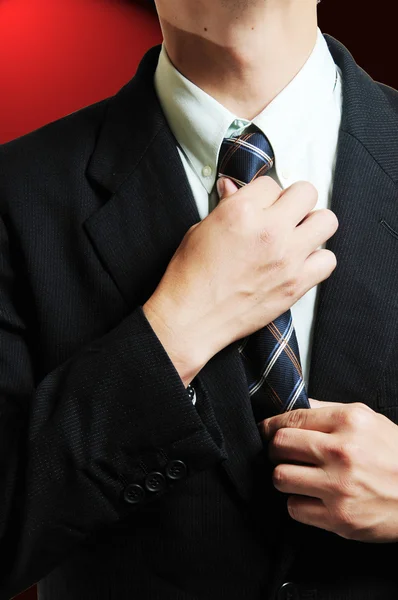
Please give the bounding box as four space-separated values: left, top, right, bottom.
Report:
260 399 398 542
143 177 338 385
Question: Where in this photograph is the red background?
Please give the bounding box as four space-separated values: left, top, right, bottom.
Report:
0 0 395 598
0 0 162 144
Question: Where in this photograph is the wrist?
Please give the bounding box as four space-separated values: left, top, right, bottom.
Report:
142 296 209 387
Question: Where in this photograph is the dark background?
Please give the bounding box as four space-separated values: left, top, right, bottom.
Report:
0 0 395 598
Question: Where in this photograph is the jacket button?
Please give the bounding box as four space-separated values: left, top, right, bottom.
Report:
277 582 299 600
145 471 166 493
165 460 187 481
123 483 145 505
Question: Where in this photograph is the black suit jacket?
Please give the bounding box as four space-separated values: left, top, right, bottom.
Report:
0 34 398 600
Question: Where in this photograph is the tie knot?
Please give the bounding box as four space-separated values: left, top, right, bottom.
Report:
218 130 274 188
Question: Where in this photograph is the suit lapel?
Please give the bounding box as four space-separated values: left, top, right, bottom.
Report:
308 35 398 405
85 121 201 309
85 48 201 308
84 47 262 502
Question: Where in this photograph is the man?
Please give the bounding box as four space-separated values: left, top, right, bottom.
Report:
0 0 398 598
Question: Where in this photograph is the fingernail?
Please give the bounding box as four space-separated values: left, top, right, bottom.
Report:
217 177 225 197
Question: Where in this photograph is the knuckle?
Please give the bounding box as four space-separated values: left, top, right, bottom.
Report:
259 225 277 246
352 408 371 431
286 408 305 429
328 441 353 466
256 174 282 194
267 254 288 272
272 428 288 450
352 401 373 416
342 403 371 430
293 180 319 206
263 244 292 272
337 405 357 429
328 443 362 492
281 277 300 299
356 402 372 412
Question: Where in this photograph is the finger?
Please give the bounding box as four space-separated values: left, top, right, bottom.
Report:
273 464 328 499
260 406 338 440
217 175 283 217
287 496 334 533
238 175 284 209
300 248 337 295
268 428 330 465
270 180 319 228
295 208 339 258
217 177 239 200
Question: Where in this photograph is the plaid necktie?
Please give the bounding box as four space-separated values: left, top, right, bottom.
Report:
218 129 310 417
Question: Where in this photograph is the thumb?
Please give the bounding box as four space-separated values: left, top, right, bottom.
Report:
217 177 239 200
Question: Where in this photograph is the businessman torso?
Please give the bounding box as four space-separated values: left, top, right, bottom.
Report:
1 34 398 600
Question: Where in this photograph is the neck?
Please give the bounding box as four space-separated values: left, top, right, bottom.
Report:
159 1 318 120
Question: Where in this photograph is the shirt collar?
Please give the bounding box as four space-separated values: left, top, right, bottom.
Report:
154 27 338 194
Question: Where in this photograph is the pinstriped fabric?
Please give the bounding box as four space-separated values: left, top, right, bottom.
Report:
218 129 310 416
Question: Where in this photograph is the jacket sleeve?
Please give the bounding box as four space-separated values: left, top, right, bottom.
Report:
0 214 225 599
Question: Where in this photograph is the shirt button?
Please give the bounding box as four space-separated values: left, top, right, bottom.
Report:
202 165 212 178
144 472 166 493
166 460 187 481
123 483 145 505
280 169 290 180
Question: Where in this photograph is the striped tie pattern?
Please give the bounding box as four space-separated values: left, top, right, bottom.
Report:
218 129 310 417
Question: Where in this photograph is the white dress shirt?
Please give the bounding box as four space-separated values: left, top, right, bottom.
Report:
154 27 343 387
